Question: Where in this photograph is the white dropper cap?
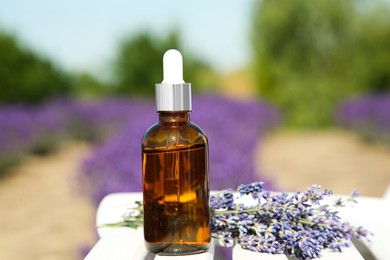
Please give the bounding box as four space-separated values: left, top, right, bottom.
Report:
162 49 185 84
155 49 192 111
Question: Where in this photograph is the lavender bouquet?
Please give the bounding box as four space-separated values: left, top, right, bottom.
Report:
102 182 371 259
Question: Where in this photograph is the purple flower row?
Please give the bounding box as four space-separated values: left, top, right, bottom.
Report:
0 102 66 170
81 95 280 204
0 98 148 171
1 95 279 203
336 95 390 142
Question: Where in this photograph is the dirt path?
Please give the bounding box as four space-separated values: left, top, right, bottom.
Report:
258 129 390 197
0 142 96 260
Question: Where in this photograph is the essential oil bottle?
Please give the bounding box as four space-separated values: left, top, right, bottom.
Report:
142 49 210 255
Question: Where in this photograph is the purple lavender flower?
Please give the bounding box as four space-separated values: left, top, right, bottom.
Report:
238 182 264 197
301 184 330 205
210 189 235 211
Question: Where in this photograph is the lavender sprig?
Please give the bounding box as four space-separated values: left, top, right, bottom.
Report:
100 201 144 229
211 183 371 259
103 182 371 259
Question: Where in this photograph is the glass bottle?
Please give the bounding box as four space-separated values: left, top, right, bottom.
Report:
142 50 210 255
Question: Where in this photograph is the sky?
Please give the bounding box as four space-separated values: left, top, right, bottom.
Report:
0 0 256 78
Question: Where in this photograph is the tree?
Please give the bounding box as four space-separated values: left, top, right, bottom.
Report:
112 31 216 97
0 30 70 104
352 6 390 93
252 0 390 126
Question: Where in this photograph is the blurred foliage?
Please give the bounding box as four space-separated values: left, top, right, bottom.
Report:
0 29 71 104
252 0 390 127
112 31 217 97
353 6 390 94
71 72 110 97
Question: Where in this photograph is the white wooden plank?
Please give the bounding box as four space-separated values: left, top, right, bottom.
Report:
383 184 390 201
232 245 364 260
96 192 142 238
85 228 146 260
338 196 390 260
319 246 363 260
232 245 288 260
155 239 215 260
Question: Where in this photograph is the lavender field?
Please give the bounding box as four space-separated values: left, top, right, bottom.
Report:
3 94 390 199
0 98 140 173
337 95 390 142
0 96 279 201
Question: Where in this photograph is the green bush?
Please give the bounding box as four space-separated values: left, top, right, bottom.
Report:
112 31 216 97
0 29 71 104
252 0 390 127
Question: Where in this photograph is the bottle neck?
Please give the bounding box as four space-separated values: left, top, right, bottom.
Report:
158 111 190 124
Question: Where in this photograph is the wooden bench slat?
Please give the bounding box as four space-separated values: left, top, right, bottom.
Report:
337 196 390 260
233 245 288 260
319 246 363 260
233 245 365 260
85 228 145 260
96 192 142 238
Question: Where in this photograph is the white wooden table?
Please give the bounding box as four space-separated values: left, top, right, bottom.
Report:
85 188 390 260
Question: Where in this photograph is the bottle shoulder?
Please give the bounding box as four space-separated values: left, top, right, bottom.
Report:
142 120 208 150
188 121 208 138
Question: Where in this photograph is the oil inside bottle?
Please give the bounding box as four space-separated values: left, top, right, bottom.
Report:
143 143 210 255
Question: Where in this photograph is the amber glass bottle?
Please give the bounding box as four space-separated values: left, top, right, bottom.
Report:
142 50 210 255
